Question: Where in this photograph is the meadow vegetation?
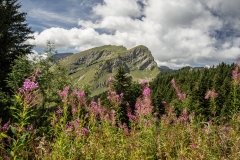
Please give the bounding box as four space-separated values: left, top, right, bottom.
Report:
1 1 240 159
1 56 240 159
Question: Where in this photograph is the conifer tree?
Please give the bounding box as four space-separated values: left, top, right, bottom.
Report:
112 66 132 95
112 66 142 122
0 0 34 92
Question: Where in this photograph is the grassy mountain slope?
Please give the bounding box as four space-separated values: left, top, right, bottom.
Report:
61 45 160 96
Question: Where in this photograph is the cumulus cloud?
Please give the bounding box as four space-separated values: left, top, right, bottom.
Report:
26 50 48 62
26 0 240 68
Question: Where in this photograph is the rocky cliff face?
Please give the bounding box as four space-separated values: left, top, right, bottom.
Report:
61 45 160 96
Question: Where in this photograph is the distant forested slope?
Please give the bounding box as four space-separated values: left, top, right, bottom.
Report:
151 62 238 119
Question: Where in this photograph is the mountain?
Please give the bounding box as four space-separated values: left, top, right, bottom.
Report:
159 66 173 72
60 45 160 96
52 53 73 61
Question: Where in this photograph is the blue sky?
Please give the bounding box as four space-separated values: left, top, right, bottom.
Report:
19 0 240 68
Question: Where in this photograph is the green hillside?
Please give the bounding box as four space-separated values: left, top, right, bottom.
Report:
60 45 160 96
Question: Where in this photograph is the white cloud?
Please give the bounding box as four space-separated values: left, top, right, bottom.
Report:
26 50 48 62
26 0 240 69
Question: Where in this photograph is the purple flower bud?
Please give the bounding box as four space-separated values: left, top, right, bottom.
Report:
205 90 218 99
182 109 188 116
82 127 89 135
28 124 33 131
76 118 80 123
2 121 10 131
72 107 77 115
56 107 62 115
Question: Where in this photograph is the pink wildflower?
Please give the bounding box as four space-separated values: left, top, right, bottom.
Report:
56 107 62 115
72 107 78 115
205 90 218 99
143 87 151 96
171 78 186 100
2 120 10 131
82 127 89 135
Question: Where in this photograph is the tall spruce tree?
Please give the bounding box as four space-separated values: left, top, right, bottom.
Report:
112 66 132 95
0 0 34 92
112 66 142 122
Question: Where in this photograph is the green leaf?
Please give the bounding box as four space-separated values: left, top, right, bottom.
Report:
10 151 14 157
20 134 27 144
0 132 8 138
10 126 17 135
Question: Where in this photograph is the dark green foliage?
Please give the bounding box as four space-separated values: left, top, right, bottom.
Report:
112 66 142 107
0 0 34 123
6 56 35 90
151 63 237 120
112 66 132 95
0 0 34 92
3 41 73 135
98 66 142 122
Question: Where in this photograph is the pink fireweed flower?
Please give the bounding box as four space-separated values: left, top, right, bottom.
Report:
171 78 186 100
182 109 188 116
127 104 136 121
91 101 97 107
19 78 38 92
232 66 240 82
58 86 70 102
76 118 80 124
143 87 151 96
120 93 123 97
72 107 77 115
28 124 33 131
142 79 147 86
85 113 89 118
81 127 89 135
56 106 62 115
190 143 197 149
71 90 77 95
205 90 218 99
78 91 85 97
105 114 110 119
134 93 154 119
23 78 38 91
177 93 186 100
2 120 10 131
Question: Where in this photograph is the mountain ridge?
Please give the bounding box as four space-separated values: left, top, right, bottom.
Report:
60 45 160 96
